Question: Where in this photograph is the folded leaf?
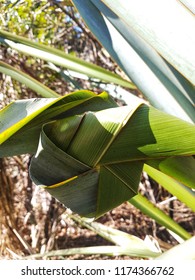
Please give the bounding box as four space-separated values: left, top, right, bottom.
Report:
30 101 144 218
28 98 195 218
0 91 117 157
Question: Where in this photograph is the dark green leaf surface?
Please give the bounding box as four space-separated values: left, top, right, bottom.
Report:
25 98 195 218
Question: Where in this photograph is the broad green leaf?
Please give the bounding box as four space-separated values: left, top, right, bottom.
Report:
144 164 195 212
0 98 57 145
44 170 99 218
101 0 195 85
100 105 195 163
0 125 43 157
130 194 191 240
0 30 135 89
72 0 195 123
30 123 98 217
0 91 117 157
96 162 143 217
146 157 195 189
166 64 195 106
91 0 195 120
67 103 143 166
30 103 144 218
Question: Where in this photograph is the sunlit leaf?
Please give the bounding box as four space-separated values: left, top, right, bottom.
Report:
72 0 195 123
0 30 135 89
144 164 195 212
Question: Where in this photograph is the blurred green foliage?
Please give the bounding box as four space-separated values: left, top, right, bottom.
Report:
0 0 119 98
0 0 89 96
1 0 69 45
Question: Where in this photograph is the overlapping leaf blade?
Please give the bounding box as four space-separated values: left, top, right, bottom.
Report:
130 194 191 240
0 30 135 89
100 105 195 163
0 91 117 157
72 0 195 123
29 102 144 218
146 157 195 189
100 0 195 85
26 100 195 218
91 0 195 108
144 164 195 212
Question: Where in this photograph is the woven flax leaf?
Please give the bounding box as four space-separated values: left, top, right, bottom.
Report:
28 97 195 218
30 102 144 218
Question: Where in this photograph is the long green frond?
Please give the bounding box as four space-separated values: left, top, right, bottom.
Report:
0 30 135 89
